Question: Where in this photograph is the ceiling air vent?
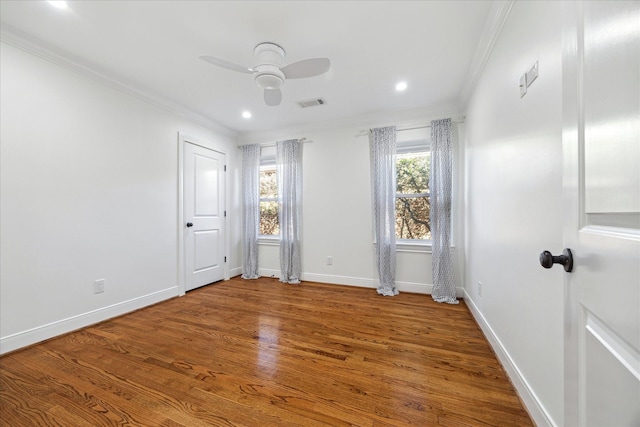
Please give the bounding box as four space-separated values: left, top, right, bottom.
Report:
297 98 326 108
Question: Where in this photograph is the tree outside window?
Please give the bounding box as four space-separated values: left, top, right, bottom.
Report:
259 165 279 235
395 150 431 240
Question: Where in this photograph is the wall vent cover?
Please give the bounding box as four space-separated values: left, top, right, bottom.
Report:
297 98 326 108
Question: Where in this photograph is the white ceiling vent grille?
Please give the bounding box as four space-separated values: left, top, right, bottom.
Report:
297 98 326 108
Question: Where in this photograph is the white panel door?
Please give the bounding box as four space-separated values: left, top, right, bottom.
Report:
563 2 640 425
184 142 225 291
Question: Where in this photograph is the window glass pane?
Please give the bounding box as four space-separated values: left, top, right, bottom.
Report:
259 201 279 235
395 196 431 240
396 149 431 240
260 167 277 198
259 164 278 236
396 152 430 194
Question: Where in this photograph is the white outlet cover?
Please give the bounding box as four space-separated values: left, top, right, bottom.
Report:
519 73 527 97
94 279 105 294
526 61 538 87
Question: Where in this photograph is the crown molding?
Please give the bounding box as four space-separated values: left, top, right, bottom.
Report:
0 24 237 139
457 0 515 110
237 103 463 145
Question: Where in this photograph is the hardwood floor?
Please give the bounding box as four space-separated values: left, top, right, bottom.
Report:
0 277 533 426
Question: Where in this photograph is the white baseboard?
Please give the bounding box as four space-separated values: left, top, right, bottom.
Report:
301 272 464 297
228 266 243 278
463 289 556 427
397 281 432 294
251 270 463 297
258 268 281 279
0 286 179 355
302 272 377 288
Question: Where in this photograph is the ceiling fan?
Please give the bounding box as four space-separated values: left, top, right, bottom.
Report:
199 42 330 106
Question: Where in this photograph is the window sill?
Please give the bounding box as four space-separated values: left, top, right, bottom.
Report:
258 236 279 246
396 241 432 253
373 241 456 254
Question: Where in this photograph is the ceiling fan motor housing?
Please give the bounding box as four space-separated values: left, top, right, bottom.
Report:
254 42 285 64
253 43 286 90
254 65 285 89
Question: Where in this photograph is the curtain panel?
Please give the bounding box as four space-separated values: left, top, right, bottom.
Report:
430 118 458 304
370 126 398 296
277 139 302 284
241 144 260 279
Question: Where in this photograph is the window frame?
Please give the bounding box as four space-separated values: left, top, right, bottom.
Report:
395 139 432 251
259 153 279 241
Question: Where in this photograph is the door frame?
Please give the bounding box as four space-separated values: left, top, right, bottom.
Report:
177 132 228 296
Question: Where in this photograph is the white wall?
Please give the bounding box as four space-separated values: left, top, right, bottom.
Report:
463 2 564 426
242 107 464 295
0 42 242 354
1 3 569 422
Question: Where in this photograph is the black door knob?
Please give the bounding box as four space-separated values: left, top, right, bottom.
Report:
186 222 193 227
539 248 573 272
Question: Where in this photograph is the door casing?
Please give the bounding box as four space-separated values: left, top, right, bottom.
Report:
178 132 228 295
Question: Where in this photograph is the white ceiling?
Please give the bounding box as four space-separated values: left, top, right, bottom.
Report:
0 1 494 137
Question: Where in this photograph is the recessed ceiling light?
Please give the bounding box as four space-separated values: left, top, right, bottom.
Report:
242 111 252 119
396 81 408 91
48 1 69 9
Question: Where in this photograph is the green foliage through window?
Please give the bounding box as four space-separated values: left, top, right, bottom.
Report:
259 166 279 235
396 151 431 240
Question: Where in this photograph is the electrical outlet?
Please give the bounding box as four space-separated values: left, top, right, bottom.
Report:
94 279 105 294
477 281 482 297
326 256 333 266
519 73 527 97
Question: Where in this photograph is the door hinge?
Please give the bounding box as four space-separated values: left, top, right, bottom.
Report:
224 210 227 217
224 165 227 172
224 256 227 263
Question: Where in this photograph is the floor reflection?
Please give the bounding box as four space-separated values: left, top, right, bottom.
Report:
256 315 281 377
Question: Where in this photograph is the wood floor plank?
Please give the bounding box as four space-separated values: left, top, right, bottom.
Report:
0 277 533 426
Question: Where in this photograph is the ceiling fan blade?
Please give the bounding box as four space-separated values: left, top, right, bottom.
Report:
264 88 282 106
199 55 253 74
281 58 330 79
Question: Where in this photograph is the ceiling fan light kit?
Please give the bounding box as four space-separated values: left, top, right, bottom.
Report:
254 65 284 89
200 41 330 106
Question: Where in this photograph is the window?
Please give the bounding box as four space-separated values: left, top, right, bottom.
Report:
259 163 279 236
395 142 431 240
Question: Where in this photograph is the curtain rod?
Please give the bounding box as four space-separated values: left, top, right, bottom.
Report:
237 137 310 149
397 125 432 132
357 116 465 136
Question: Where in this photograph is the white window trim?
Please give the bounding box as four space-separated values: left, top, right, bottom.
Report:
396 240 432 253
396 139 429 154
395 139 432 246
259 159 279 238
258 235 279 245
376 241 456 253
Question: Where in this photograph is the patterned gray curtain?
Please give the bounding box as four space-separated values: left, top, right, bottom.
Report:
370 126 398 296
430 119 458 303
241 144 260 279
277 139 302 284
